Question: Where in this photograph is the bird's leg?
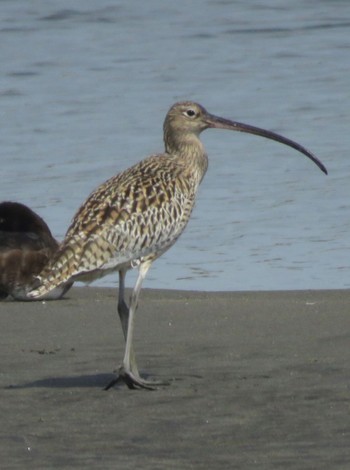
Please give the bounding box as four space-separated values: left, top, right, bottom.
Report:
119 261 158 389
105 262 167 390
105 269 140 390
116 269 139 377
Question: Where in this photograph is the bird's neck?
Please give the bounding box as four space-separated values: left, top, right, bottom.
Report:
164 132 209 184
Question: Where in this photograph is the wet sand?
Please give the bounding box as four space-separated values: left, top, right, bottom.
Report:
1 287 349 469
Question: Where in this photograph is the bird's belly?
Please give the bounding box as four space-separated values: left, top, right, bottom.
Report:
72 232 179 283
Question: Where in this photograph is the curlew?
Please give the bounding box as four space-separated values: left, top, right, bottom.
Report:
0 201 72 300
28 101 327 389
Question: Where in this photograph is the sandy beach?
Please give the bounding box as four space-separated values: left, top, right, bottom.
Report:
1 287 349 469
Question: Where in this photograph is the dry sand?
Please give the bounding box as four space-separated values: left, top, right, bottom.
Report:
1 287 349 469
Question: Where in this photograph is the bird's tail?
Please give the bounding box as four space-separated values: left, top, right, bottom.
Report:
27 238 82 299
28 231 117 299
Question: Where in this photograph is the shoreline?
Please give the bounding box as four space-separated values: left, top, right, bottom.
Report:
1 287 350 468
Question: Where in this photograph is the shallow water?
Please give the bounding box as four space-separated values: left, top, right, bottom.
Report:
1 0 350 291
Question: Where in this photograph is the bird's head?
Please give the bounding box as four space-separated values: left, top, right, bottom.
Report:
164 101 327 174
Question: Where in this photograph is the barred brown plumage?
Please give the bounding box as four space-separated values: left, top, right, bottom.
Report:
28 101 327 389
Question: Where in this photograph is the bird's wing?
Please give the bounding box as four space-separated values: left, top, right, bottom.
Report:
30 155 196 297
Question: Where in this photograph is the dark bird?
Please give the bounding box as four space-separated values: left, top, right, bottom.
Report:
28 101 327 389
0 201 72 300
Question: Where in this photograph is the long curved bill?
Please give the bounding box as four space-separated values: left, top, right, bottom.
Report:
205 114 327 175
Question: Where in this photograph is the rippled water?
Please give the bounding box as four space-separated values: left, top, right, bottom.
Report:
1 0 350 291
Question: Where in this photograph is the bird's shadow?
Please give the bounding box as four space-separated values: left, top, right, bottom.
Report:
4 372 199 391
4 373 117 390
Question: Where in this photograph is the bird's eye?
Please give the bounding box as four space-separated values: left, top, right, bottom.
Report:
185 109 196 118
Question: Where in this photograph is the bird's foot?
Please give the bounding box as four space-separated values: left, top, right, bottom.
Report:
104 366 170 391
